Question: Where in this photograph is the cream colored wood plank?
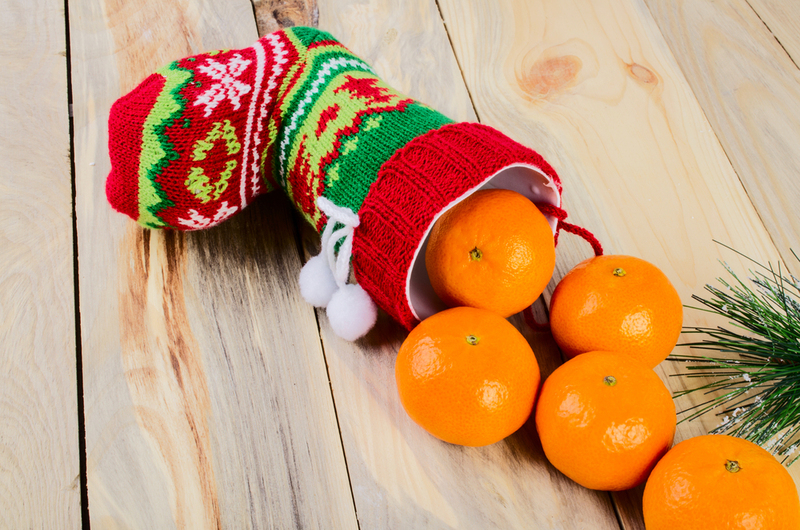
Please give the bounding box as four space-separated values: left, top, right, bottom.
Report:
0 0 80 527
644 0 800 288
69 0 356 527
745 0 800 66
643 0 800 497
437 0 794 526
305 1 624 528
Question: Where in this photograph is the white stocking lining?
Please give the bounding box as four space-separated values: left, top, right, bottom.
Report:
406 163 561 322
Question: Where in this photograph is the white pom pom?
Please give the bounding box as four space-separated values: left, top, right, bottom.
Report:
326 284 378 341
299 254 338 308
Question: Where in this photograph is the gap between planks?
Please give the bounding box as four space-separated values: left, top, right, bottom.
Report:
62 0 90 526
743 0 800 69
433 0 482 123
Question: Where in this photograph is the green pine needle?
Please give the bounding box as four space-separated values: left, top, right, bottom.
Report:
669 242 800 465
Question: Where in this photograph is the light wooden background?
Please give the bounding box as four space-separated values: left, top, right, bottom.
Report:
3 0 800 528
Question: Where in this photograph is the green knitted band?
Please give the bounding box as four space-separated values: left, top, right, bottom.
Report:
324 102 453 215
138 61 193 228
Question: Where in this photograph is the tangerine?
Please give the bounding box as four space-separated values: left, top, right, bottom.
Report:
643 434 800 529
534 350 676 491
549 255 683 368
425 189 556 318
395 306 540 446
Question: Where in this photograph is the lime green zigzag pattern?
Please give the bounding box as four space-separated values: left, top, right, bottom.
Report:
137 61 193 228
277 34 453 220
324 103 453 217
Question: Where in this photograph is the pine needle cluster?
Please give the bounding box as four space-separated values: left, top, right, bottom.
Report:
670 244 800 465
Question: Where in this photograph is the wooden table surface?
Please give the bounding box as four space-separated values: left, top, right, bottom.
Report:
4 0 800 528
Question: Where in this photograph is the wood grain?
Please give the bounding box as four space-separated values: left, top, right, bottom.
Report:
318 313 624 529
644 0 800 499
0 0 80 527
300 1 625 528
116 227 220 528
69 0 356 527
437 0 791 526
644 0 800 288
745 0 800 66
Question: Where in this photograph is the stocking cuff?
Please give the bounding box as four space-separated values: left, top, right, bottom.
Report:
353 121 563 330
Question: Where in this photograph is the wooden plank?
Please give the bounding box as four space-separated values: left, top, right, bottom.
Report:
745 0 800 66
315 308 623 529
644 0 800 500
643 0 800 286
0 0 80 527
437 0 793 527
303 1 624 528
68 0 357 527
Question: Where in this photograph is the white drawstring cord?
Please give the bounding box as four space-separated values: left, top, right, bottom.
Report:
298 196 376 341
317 196 360 288
296 197 377 341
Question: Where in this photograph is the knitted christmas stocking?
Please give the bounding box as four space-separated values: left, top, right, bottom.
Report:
107 26 598 340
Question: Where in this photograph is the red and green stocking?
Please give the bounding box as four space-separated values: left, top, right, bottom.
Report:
107 27 598 340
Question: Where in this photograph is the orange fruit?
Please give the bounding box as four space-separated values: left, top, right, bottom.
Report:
425 189 556 317
549 255 683 368
534 350 676 491
395 306 540 446
643 434 800 529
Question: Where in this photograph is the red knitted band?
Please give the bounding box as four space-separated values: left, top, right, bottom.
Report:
106 73 166 222
352 122 563 330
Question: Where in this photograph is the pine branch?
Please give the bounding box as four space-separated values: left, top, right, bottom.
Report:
669 242 800 465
